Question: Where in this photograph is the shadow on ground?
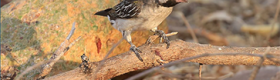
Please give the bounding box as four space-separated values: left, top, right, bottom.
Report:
1 18 80 79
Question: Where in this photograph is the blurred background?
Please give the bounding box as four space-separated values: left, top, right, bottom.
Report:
1 0 280 80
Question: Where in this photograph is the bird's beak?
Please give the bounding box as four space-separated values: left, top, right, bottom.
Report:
176 0 188 3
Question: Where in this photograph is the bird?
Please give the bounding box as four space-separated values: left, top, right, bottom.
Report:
95 0 188 61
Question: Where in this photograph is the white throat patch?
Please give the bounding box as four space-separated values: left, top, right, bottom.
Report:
107 15 116 27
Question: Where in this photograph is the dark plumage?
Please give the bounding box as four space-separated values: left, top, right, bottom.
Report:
95 0 141 20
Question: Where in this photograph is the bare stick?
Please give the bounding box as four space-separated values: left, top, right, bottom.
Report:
156 69 233 80
126 53 268 80
249 57 264 80
43 40 280 80
179 12 198 43
38 36 81 79
267 54 280 64
36 22 79 79
249 47 270 80
67 22 76 40
199 63 203 80
15 22 79 80
266 0 280 41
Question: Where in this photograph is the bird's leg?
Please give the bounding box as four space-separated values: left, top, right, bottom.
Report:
146 27 170 49
122 30 143 61
155 30 170 48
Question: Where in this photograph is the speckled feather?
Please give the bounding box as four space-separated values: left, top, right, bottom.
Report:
105 0 142 20
94 0 179 20
94 0 184 31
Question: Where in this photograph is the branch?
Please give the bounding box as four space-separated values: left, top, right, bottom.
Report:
93 32 177 78
179 11 198 43
267 0 280 40
15 22 79 80
43 40 280 80
249 47 270 80
36 22 80 79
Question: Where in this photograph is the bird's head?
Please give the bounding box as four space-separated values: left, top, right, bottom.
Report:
159 0 188 7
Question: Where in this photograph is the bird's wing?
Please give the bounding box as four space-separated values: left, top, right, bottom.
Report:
110 0 141 19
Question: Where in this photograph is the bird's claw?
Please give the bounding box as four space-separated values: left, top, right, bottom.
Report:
155 30 170 49
130 46 143 61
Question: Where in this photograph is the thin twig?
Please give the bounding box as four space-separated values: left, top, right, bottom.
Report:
199 63 203 80
68 36 82 48
157 69 233 80
156 69 213 80
36 36 81 79
156 67 234 80
179 12 198 43
126 53 265 80
249 57 264 80
16 22 79 80
36 22 80 79
249 47 270 80
266 0 280 41
67 22 76 40
266 54 280 64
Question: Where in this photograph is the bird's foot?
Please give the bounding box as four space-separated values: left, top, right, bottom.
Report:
130 46 143 61
156 30 170 49
145 30 170 49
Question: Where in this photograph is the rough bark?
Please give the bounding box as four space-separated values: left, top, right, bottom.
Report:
44 39 280 80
